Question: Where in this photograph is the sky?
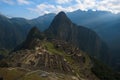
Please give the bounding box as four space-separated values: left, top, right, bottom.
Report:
0 0 120 19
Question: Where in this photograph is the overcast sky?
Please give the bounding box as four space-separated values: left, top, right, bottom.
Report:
0 0 120 19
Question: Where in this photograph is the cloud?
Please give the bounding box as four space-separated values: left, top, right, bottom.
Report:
96 0 120 13
28 4 56 15
28 3 76 15
56 0 72 4
17 0 32 5
28 0 120 15
0 0 33 5
1 0 14 5
1 0 120 14
75 0 120 13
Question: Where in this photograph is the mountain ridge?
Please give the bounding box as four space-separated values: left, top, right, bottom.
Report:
0 10 120 71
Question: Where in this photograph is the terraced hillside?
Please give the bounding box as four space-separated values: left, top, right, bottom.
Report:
6 38 98 80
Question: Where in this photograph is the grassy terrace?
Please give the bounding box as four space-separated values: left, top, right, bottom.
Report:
0 68 79 80
41 41 91 79
0 40 93 80
0 68 27 80
0 49 9 56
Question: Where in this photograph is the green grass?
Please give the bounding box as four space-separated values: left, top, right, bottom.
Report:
0 68 79 80
0 68 26 80
21 73 46 80
41 41 90 78
91 58 120 80
0 49 9 56
42 41 76 64
42 41 64 55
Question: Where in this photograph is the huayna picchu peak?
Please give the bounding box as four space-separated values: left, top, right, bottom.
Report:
45 11 108 63
56 11 67 18
0 11 120 80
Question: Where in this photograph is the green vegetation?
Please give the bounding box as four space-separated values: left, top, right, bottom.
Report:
1 40 118 80
91 58 120 80
0 68 79 80
0 49 9 57
42 41 64 55
22 72 45 80
42 41 76 64
41 41 91 79
0 68 27 80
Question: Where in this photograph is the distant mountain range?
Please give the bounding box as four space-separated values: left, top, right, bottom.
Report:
0 13 55 49
0 10 120 71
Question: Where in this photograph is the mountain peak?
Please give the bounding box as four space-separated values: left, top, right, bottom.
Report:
55 11 69 20
57 11 66 17
26 27 44 41
52 11 71 23
45 11 108 64
45 11 73 38
30 27 40 33
49 11 72 27
28 27 41 36
14 27 44 50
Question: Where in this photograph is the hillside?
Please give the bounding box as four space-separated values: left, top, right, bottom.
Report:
0 27 98 80
1 26 120 80
0 14 31 49
45 11 108 63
